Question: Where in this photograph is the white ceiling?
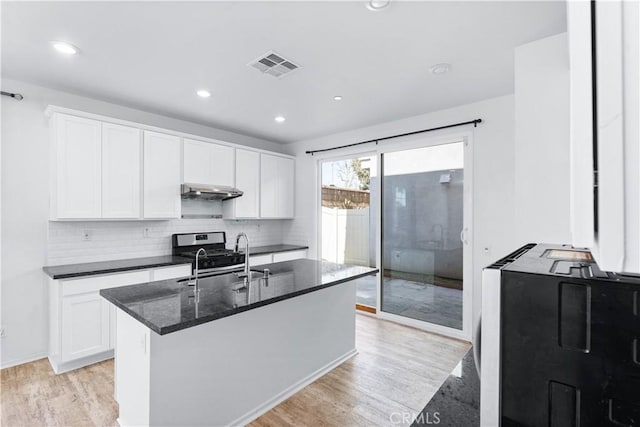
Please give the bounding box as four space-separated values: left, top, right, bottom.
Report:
2 1 566 143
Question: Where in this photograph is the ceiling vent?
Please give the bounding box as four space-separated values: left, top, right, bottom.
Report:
249 51 300 78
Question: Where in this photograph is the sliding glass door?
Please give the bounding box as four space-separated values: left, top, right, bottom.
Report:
380 142 465 330
320 155 378 311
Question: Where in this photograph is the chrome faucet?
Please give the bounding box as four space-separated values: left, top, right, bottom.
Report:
234 232 251 301
189 248 207 292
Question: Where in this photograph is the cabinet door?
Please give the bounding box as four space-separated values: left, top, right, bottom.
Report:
260 154 294 218
209 143 235 186
183 138 234 186
234 149 260 218
143 131 181 218
260 154 279 218
61 292 110 361
54 114 102 219
102 123 141 218
183 138 212 185
279 156 295 218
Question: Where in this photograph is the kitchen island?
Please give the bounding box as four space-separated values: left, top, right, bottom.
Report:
100 259 377 426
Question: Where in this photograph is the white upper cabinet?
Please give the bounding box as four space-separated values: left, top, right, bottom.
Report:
223 149 260 218
53 113 102 219
183 138 234 186
260 153 294 219
102 123 141 218
48 106 295 222
143 131 181 219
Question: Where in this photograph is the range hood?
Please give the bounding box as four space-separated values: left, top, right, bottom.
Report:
181 183 243 201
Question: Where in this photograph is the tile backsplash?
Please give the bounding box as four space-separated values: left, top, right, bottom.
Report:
47 219 287 265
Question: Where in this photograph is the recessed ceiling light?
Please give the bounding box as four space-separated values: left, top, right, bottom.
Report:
333 96 343 101
274 116 286 123
51 41 78 55
196 89 211 98
366 0 390 11
430 63 451 75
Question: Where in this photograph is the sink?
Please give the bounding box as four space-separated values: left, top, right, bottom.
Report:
177 267 270 285
222 271 294 308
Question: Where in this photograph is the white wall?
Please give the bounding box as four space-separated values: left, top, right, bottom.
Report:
283 94 517 333
283 33 570 338
0 78 287 368
514 33 570 245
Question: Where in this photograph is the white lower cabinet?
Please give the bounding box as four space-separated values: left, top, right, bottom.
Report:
150 264 191 281
273 249 308 263
250 249 308 266
48 264 191 374
61 293 111 361
250 254 273 266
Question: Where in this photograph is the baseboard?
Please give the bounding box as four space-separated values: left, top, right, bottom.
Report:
0 351 48 370
227 348 358 426
48 350 114 374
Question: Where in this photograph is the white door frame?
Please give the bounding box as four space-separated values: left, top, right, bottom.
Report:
315 129 474 342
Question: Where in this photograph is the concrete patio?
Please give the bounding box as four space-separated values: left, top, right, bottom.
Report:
354 274 463 330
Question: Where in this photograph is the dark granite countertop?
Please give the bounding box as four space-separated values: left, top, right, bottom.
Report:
43 255 193 279
100 258 377 335
43 245 308 280
247 244 309 256
412 348 479 426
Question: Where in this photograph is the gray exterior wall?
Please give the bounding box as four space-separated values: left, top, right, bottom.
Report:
370 168 464 280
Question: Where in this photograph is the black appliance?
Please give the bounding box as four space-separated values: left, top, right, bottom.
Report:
480 243 640 426
172 232 245 274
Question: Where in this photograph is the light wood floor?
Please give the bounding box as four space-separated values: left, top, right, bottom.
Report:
1 314 469 427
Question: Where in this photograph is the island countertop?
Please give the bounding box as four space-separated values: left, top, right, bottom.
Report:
100 259 377 335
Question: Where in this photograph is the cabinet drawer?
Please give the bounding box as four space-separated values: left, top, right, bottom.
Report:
62 270 151 296
151 264 192 281
250 254 273 266
272 250 308 263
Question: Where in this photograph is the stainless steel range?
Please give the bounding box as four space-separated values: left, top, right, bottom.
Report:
172 232 245 275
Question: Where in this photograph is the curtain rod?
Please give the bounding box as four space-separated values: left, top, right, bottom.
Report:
305 118 482 155
1 91 24 101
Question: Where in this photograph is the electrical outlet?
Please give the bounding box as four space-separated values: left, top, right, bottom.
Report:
143 227 150 238
0 327 6 338
82 230 91 241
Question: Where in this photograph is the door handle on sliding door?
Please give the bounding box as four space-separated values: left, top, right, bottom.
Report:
460 228 469 245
